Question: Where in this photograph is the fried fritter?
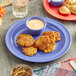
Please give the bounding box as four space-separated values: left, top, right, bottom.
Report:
22 46 37 56
70 5 76 14
44 39 55 53
59 6 71 15
42 31 60 42
17 34 27 39
34 35 55 53
42 31 55 41
17 34 34 46
54 31 61 41
34 36 51 50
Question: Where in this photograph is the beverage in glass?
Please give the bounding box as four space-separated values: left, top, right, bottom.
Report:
12 0 29 18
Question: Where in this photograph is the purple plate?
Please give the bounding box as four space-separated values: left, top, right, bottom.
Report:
5 17 71 63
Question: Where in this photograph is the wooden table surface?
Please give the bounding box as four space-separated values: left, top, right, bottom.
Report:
0 0 76 76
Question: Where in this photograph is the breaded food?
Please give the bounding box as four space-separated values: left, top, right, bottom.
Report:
64 0 73 4
63 2 71 9
59 6 71 15
22 46 37 56
17 34 27 39
63 0 76 9
42 31 60 42
54 31 61 41
42 31 55 41
70 5 76 14
34 35 55 53
44 39 55 53
34 36 51 50
17 34 34 46
64 0 76 5
68 0 76 5
60 0 76 15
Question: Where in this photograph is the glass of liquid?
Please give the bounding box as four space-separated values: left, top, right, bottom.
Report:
12 0 29 18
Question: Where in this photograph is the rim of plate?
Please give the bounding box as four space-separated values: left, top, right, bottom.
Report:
5 17 71 63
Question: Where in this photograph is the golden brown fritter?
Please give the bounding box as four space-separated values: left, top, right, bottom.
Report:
42 31 60 42
44 39 55 53
59 6 71 15
54 31 61 41
70 5 76 14
42 31 55 41
17 34 27 39
17 34 34 47
34 36 51 50
34 35 55 53
22 46 37 56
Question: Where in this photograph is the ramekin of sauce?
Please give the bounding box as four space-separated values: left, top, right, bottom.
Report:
26 17 46 35
11 64 33 76
50 0 64 7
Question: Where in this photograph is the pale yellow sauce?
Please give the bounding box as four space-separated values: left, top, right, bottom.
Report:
27 19 44 30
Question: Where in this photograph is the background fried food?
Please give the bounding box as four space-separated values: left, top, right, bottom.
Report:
59 6 71 15
62 0 76 14
66 0 76 5
22 46 37 56
42 31 60 42
34 36 51 50
17 34 34 46
70 5 76 14
63 1 71 9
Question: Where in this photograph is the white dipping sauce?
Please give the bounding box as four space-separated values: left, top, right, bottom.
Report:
27 19 44 30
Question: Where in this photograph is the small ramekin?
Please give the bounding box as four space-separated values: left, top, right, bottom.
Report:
50 0 64 7
26 17 46 36
11 64 33 76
